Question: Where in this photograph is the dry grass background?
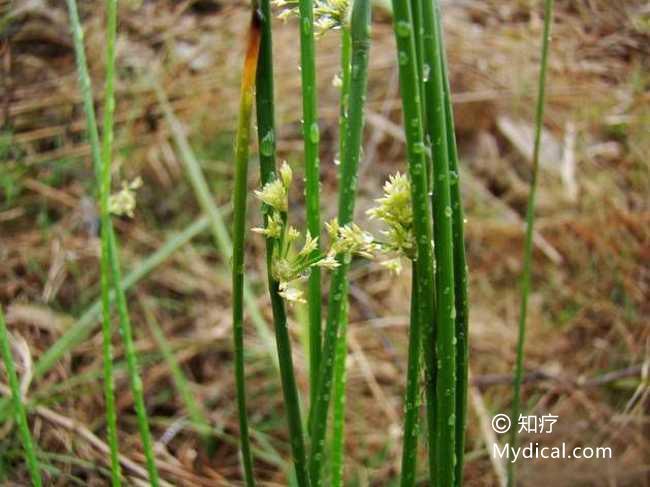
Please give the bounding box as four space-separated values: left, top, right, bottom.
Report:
1 0 649 485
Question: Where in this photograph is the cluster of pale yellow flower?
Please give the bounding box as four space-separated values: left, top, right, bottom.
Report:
254 162 414 303
272 0 350 36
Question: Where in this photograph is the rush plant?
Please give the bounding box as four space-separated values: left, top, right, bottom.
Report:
308 0 371 483
65 0 160 484
509 1 555 486
297 0 324 403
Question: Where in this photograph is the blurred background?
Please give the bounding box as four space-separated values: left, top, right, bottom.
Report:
1 0 648 485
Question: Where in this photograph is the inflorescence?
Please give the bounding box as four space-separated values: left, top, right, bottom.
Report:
254 167 417 303
273 0 351 36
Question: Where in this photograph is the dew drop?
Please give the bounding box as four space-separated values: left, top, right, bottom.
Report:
309 122 320 143
444 206 452 218
260 130 274 156
396 21 411 37
423 63 431 82
302 17 311 34
399 51 409 66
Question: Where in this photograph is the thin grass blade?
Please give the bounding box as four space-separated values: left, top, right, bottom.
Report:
232 10 263 485
0 308 42 487
508 2 555 486
98 0 122 483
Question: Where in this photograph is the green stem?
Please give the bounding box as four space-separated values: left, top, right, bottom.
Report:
422 1 456 484
107 229 160 486
255 4 312 486
0 308 42 487
330 27 352 487
297 0 323 406
99 0 122 484
389 0 437 481
152 81 278 370
308 1 371 484
232 11 262 485
330 290 348 487
434 11 470 485
64 1 159 483
269 280 312 487
338 27 352 163
399 267 421 487
508 2 554 486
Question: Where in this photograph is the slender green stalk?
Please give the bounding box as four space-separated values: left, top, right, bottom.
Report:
389 0 437 481
268 279 312 486
434 10 470 485
308 1 371 484
421 1 457 484
297 0 323 404
152 81 278 370
255 4 311 485
107 229 160 485
232 11 262 485
508 2 554 486
0 308 42 487
399 268 421 487
330 26 352 487
330 289 348 487
65 1 159 483
298 29 321 418
98 0 122 483
337 27 352 161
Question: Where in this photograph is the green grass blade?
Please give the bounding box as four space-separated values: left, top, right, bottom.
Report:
98 0 122 483
421 1 457 483
399 267 421 487
308 1 372 484
508 2 555 486
64 1 160 482
107 229 160 485
232 11 262 485
297 0 323 409
0 308 43 487
330 26 352 487
434 10 470 484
